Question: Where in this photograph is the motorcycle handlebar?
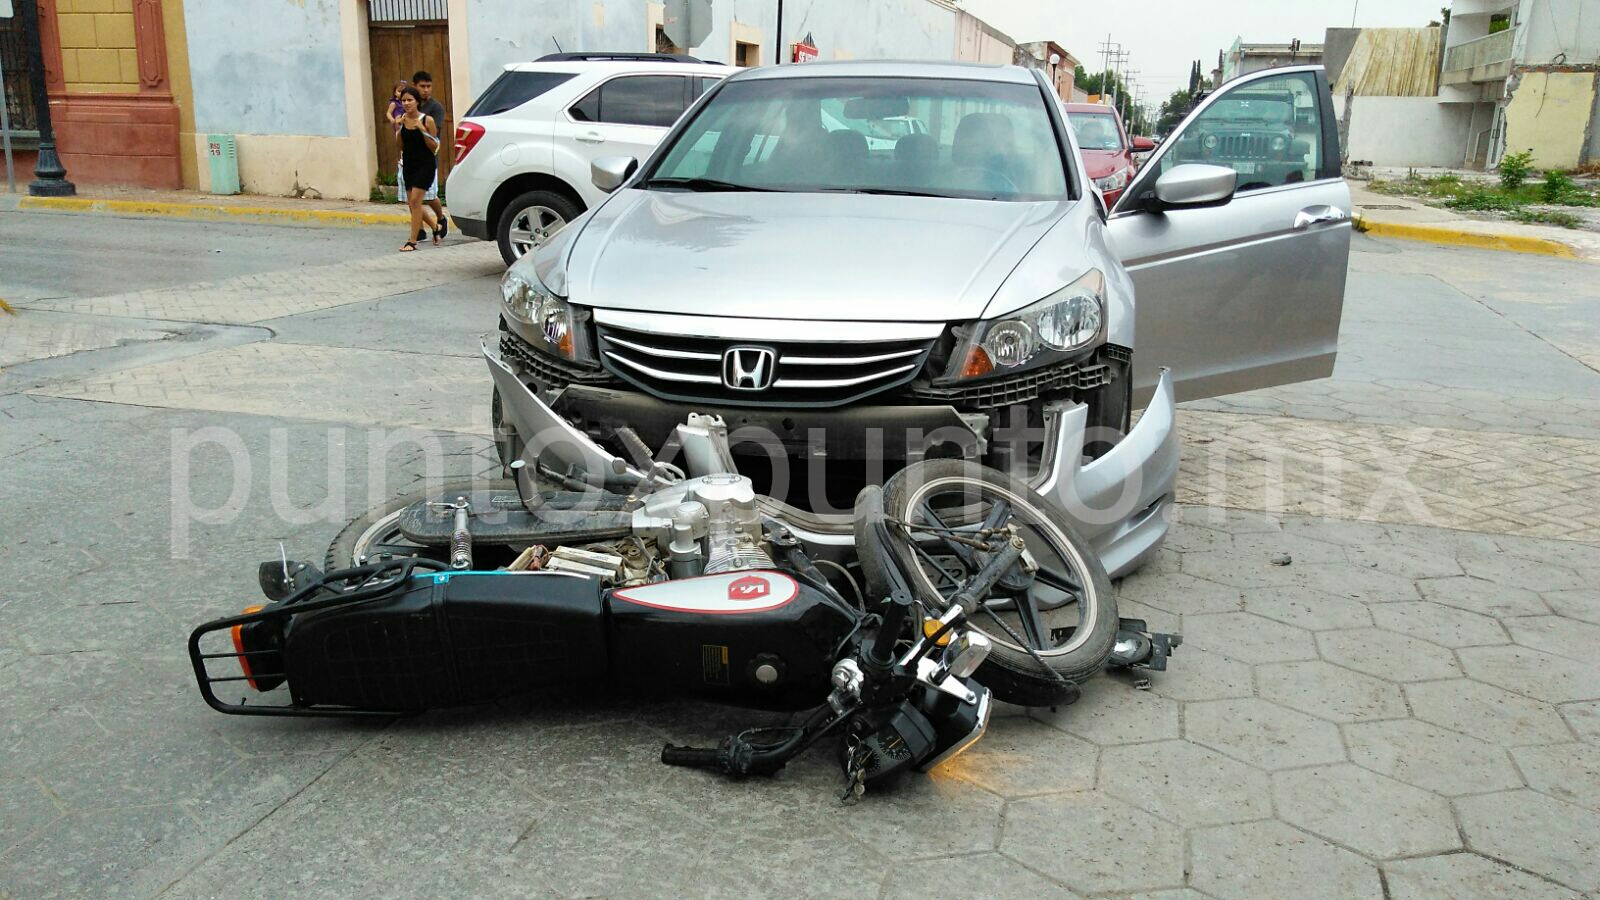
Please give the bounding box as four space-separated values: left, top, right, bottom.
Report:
660 745 722 768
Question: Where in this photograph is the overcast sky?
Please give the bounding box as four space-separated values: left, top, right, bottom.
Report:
957 0 1448 104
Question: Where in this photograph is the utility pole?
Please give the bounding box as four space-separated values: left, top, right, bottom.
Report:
1124 67 1142 130
17 0 73 196
1097 35 1125 106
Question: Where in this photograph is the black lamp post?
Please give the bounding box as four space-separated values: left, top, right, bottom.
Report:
17 0 74 196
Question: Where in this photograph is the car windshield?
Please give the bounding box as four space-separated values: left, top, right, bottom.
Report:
1067 112 1124 151
1208 96 1293 126
647 76 1071 201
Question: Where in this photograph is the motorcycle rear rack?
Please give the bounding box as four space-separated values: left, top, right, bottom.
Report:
188 558 447 717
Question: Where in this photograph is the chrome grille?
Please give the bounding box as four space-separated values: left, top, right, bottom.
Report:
1218 134 1272 159
596 326 934 408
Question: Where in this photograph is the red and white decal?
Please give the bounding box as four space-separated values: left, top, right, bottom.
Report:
613 571 799 615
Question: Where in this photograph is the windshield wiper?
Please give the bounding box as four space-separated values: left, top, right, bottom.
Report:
646 177 777 192
816 187 950 198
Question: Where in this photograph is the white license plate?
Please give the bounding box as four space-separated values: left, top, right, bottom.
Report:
1235 162 1258 175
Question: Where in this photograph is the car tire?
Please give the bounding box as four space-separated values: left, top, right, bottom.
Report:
495 190 580 266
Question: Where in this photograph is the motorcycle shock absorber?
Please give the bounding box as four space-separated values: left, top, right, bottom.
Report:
428 496 473 570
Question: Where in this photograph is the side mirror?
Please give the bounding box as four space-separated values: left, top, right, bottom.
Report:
1131 136 1156 152
1147 163 1237 211
591 156 639 193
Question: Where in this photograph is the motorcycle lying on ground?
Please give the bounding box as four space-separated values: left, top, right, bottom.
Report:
190 413 1179 795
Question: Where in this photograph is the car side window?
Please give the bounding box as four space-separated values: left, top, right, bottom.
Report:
569 75 687 127
1160 72 1324 193
691 76 722 101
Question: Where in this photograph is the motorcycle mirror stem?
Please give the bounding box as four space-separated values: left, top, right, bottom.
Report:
863 589 916 672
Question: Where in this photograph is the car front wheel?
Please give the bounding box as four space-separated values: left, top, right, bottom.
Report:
495 190 580 266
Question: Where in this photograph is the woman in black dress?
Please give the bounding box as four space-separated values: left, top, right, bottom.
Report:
395 86 441 252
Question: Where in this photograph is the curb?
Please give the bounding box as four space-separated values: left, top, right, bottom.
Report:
16 195 410 229
1357 218 1578 258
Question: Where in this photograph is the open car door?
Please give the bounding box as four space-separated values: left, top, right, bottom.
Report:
1108 66 1350 402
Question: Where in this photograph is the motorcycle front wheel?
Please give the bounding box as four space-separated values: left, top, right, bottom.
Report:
880 459 1119 706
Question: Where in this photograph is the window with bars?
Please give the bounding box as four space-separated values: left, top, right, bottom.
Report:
0 15 40 133
369 0 448 23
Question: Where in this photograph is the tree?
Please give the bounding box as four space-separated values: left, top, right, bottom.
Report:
1156 86 1196 136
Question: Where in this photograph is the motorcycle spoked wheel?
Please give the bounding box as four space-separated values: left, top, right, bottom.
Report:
881 459 1119 707
325 479 521 571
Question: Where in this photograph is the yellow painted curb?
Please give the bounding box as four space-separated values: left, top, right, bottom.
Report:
17 196 410 229
1358 218 1577 258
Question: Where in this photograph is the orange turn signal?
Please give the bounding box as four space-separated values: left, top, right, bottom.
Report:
232 605 265 691
959 346 994 379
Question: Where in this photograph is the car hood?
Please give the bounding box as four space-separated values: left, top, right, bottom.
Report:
562 189 1073 322
1077 149 1126 178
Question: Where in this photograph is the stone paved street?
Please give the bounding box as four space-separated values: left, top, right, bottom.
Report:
2 209 1599 898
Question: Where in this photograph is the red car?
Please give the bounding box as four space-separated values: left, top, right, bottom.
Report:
1064 102 1154 206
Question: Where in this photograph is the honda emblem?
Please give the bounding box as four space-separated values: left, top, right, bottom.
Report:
722 346 776 391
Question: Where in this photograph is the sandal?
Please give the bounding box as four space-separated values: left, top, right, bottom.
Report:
431 227 442 246
438 215 449 240
399 241 417 252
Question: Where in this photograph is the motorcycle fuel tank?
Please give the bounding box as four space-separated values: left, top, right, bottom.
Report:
608 571 855 710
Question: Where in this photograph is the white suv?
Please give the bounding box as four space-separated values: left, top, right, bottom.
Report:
446 52 730 266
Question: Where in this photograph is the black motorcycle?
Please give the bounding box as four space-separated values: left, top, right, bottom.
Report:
190 416 1176 794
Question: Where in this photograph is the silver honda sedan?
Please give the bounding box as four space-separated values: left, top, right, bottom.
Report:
486 60 1351 577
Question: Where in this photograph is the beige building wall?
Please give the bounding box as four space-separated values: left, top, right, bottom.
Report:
161 0 199 188
187 2 377 200
55 0 139 93
1504 71 1598 169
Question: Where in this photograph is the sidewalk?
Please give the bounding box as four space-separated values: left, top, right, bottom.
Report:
3 184 411 229
1348 181 1600 260
7 181 1595 260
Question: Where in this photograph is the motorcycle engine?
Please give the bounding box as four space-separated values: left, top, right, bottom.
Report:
632 472 772 578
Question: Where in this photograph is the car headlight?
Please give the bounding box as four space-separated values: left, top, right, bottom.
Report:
500 266 594 364
1203 134 1219 150
1271 135 1288 152
1093 169 1129 193
949 269 1106 379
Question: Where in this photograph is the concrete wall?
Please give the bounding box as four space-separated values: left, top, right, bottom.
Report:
1334 95 1474 167
1517 0 1600 66
1504 69 1598 168
181 0 374 200
728 0 956 64
463 0 964 99
182 0 349 137
464 0 650 98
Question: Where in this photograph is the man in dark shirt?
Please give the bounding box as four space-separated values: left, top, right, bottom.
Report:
412 70 450 237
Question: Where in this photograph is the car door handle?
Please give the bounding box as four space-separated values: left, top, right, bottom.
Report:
1294 206 1349 230
576 131 606 144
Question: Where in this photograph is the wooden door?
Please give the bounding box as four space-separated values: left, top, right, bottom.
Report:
369 21 454 189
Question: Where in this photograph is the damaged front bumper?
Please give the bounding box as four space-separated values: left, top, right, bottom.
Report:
484 340 1179 579
1027 369 1180 578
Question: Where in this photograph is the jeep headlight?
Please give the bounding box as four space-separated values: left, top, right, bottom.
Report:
1271 135 1288 152
500 266 593 364
950 269 1105 378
